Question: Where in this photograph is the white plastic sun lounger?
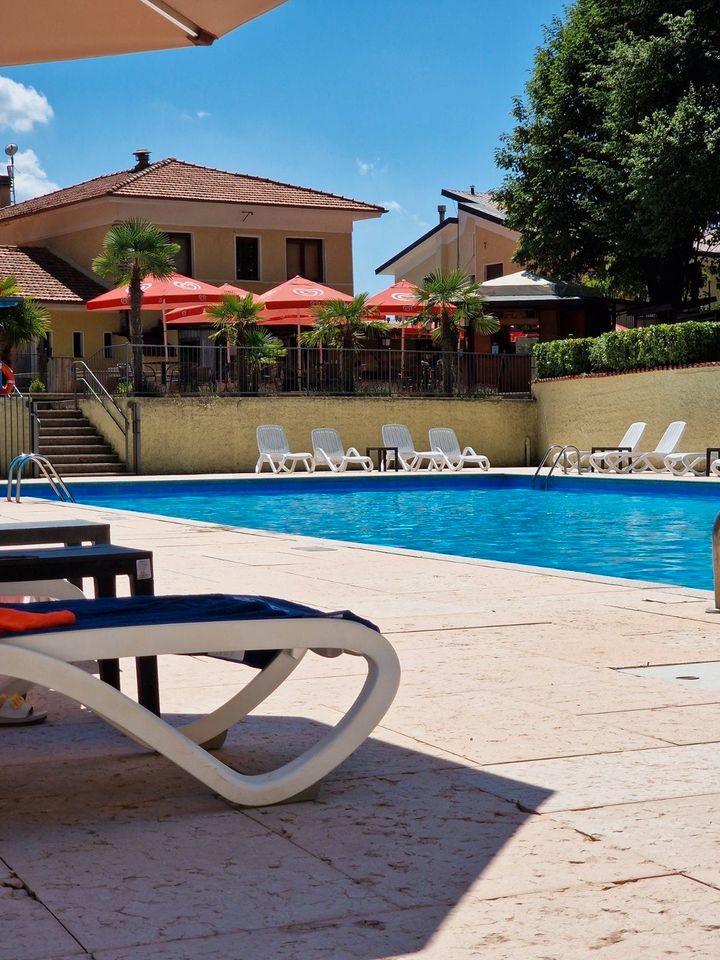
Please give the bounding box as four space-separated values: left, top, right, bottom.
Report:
566 421 646 472
428 428 490 472
256 425 314 474
663 451 707 476
589 421 686 474
381 424 445 471
0 594 400 807
311 428 373 473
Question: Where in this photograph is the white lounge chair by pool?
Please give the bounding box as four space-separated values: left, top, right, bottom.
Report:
590 421 686 474
256 425 313 474
311 428 373 472
429 428 490 471
567 421 646 472
663 451 707 476
0 594 401 807
381 424 445 471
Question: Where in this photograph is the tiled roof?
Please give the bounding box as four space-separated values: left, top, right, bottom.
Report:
0 245 106 303
0 158 385 223
441 188 508 223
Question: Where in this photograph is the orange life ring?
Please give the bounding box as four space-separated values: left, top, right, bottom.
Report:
0 363 15 396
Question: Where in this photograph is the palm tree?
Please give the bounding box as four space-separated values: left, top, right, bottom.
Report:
92 219 180 392
0 276 50 368
207 293 266 391
241 327 287 392
301 293 389 393
415 270 499 395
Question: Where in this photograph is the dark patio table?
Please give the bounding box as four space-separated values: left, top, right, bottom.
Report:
705 448 720 477
366 446 400 472
0 543 160 715
0 519 111 549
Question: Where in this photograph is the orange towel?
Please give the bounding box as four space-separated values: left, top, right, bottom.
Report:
0 608 76 635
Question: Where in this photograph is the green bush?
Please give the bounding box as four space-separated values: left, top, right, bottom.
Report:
28 379 46 393
534 320 720 379
533 337 593 378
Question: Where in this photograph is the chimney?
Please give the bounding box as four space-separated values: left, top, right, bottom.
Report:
133 148 151 170
469 185 476 195
0 175 11 208
437 204 447 224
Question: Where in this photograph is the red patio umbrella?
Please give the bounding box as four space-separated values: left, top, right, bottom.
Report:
259 276 352 386
86 272 225 358
165 284 262 326
365 280 438 377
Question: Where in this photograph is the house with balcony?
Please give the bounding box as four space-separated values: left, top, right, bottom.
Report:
376 186 610 352
0 150 385 374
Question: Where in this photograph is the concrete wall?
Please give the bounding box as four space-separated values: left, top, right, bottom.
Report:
79 397 132 467
135 396 537 474
534 365 720 454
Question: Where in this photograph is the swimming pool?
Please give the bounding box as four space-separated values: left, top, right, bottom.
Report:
29 473 720 590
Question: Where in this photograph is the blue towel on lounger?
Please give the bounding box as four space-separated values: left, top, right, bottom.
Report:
0 594 379 635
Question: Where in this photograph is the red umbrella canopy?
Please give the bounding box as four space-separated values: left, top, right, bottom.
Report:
165 284 262 326
365 279 423 316
258 314 316 328
86 273 224 312
259 275 352 311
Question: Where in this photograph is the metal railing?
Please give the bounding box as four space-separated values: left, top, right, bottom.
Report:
73 360 132 471
79 344 532 398
7 453 75 503
0 391 38 474
532 444 584 489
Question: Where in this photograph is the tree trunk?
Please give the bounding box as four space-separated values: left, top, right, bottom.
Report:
128 268 144 393
342 333 354 394
440 312 455 396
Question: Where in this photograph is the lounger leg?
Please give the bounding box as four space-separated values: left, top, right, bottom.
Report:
180 649 306 749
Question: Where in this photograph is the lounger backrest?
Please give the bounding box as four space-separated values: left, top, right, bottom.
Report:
428 428 461 457
311 428 344 462
654 420 686 454
382 423 415 455
257 424 289 456
618 421 647 451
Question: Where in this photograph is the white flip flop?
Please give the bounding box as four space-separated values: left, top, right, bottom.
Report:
0 694 47 726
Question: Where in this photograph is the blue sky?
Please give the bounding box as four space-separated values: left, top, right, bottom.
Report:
0 0 563 293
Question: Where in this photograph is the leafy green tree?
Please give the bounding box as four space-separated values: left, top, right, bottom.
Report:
207 293 268 391
494 1 720 308
414 270 498 395
93 219 179 391
241 327 287 392
301 293 389 393
0 276 50 369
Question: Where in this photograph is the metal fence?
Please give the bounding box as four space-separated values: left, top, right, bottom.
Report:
0 394 37 473
76 344 532 398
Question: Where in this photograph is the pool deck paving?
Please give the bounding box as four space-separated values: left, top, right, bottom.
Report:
1 482 720 959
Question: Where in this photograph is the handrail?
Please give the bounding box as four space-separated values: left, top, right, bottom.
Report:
7 453 75 503
532 444 566 488
532 443 584 490
73 360 131 470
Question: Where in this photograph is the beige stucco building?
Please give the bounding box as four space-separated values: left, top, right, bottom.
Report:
0 151 384 365
376 188 520 287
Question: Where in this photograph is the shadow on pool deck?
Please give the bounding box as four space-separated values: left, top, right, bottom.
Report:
0 703 554 959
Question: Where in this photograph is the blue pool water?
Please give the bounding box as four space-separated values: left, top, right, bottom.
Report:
32 474 720 589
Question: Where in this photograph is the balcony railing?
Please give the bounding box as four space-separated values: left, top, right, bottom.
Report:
34 344 533 398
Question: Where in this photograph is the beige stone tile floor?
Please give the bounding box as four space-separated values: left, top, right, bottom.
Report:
1 491 720 958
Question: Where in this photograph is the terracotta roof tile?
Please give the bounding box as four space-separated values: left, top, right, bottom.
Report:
0 158 385 223
0 245 106 303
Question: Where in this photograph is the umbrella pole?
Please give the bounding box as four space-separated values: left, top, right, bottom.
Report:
162 307 170 392
297 315 302 390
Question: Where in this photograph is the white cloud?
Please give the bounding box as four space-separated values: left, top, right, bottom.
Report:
0 76 53 133
180 109 210 121
356 158 375 177
382 199 402 212
13 149 59 201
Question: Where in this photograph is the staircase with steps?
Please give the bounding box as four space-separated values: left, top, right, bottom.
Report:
34 399 124 475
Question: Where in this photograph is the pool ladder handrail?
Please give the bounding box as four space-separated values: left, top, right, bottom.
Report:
7 453 75 504
532 444 584 489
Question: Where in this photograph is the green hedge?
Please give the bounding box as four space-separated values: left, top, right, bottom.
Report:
534 321 720 379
